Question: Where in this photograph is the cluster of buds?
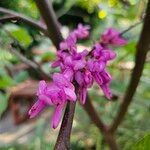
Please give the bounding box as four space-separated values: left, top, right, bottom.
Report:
29 24 127 129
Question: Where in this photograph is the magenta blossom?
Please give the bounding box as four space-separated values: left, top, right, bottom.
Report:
75 70 93 104
101 28 127 46
29 73 76 129
93 43 116 61
74 23 90 39
29 24 127 129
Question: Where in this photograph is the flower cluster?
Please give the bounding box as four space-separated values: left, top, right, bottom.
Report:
29 24 127 129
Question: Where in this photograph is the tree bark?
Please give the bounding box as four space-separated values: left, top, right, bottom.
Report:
35 0 63 49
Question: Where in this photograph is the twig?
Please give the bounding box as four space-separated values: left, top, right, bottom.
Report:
35 0 63 49
0 23 49 80
0 7 47 35
84 95 106 132
120 21 143 36
84 95 118 150
109 0 150 133
54 102 76 150
9 48 50 80
0 15 18 22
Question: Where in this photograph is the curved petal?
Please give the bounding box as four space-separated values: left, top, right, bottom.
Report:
37 80 47 96
51 60 60 68
51 103 65 129
73 60 86 70
75 71 84 86
28 100 46 118
79 87 87 105
64 87 76 101
63 68 74 81
38 94 53 105
94 73 103 85
100 84 112 99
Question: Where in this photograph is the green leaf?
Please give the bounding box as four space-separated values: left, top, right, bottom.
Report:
124 41 136 54
132 133 150 150
0 92 9 116
0 75 15 89
4 24 32 48
41 51 56 62
13 70 29 83
0 49 13 61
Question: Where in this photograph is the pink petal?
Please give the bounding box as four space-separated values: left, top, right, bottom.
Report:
38 94 53 105
60 41 68 50
28 100 46 118
75 71 84 85
51 103 65 129
63 68 74 81
79 87 87 104
64 87 76 101
93 61 105 72
53 73 68 87
100 84 112 99
37 80 47 96
112 37 128 46
51 60 60 68
102 50 116 60
94 73 103 85
73 60 86 70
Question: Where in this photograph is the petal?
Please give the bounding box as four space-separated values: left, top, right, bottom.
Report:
102 50 116 60
53 73 74 90
28 100 46 118
37 80 47 96
73 60 86 70
51 103 65 129
53 73 68 87
63 68 74 81
75 71 84 85
100 84 112 99
101 71 112 83
87 59 94 72
60 41 68 50
38 94 53 105
51 60 60 68
93 61 105 72
94 73 103 85
112 37 128 46
64 87 76 101
79 87 87 104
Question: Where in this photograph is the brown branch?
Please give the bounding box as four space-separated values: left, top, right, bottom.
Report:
84 95 118 150
120 20 143 36
54 102 76 150
84 95 106 132
0 7 47 35
0 23 49 80
9 48 49 80
35 0 63 49
109 0 150 133
0 15 17 22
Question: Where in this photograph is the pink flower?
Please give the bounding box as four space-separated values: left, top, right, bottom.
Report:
75 70 93 104
59 33 77 51
87 58 113 99
101 28 127 46
29 24 127 129
93 43 116 61
29 74 76 129
74 23 90 39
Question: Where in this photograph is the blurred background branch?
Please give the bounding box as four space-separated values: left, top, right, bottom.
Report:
110 0 150 133
0 7 47 35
